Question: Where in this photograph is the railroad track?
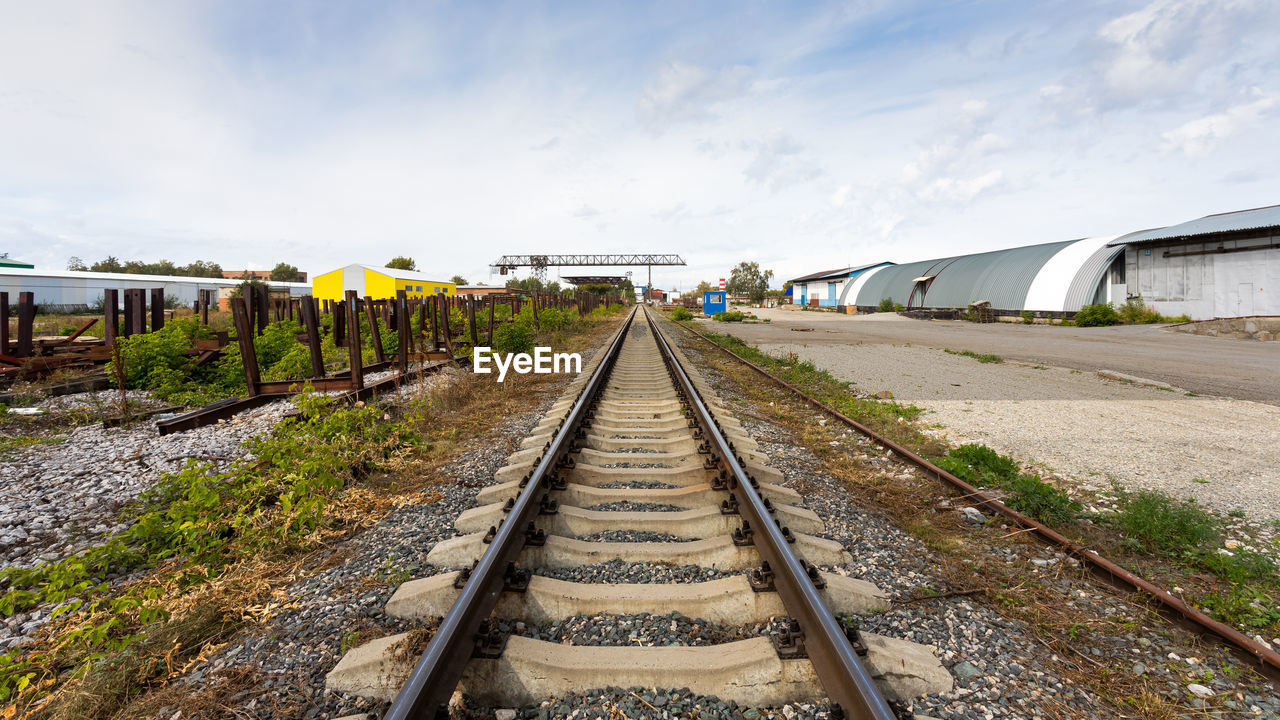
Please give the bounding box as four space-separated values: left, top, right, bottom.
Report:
327 306 950 718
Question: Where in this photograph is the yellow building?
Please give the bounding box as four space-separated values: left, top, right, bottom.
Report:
311 264 456 302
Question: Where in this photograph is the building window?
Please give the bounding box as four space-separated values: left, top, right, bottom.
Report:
416 285 422 292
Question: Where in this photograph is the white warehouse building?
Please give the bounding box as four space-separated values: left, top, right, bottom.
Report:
0 268 310 311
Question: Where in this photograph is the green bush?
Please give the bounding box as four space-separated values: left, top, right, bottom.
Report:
537 307 573 332
1020 311 1034 324
1074 303 1120 327
877 297 894 312
493 324 535 355
1002 474 1081 524
1112 488 1219 556
935 444 1020 487
670 307 693 321
894 302 904 312
935 443 1078 524
713 311 745 323
107 318 214 390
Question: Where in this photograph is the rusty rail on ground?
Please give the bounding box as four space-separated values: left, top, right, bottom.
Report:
666 316 1280 677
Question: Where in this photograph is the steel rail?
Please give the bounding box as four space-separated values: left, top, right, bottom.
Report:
644 308 897 720
668 316 1280 678
385 307 637 719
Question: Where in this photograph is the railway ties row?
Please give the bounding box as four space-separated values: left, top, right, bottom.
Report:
326 307 952 718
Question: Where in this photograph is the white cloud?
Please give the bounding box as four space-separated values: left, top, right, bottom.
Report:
742 131 822 191
920 170 1005 204
829 185 854 207
1086 0 1277 109
1161 94 1276 157
639 61 753 132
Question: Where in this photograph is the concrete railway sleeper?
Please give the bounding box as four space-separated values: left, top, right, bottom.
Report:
326 307 951 717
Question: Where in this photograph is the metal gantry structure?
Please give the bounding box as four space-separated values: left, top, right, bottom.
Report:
491 254 686 297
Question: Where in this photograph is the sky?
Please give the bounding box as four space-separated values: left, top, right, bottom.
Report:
1 0 1277 291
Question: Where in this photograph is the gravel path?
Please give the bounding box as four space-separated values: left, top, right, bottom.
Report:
757 341 1280 523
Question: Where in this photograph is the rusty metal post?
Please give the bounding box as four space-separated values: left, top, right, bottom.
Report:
333 300 346 348
301 296 325 378
150 287 165 331
467 296 478 345
231 297 261 397
363 295 385 363
396 290 409 375
440 295 453 355
16 292 35 358
121 289 135 338
0 291 9 356
345 291 364 390
255 285 269 335
103 289 118 347
430 296 439 350
199 290 210 325
487 296 495 345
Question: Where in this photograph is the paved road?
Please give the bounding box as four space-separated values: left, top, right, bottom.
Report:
701 308 1280 406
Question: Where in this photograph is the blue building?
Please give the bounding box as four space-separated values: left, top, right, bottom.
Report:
788 263 894 307
703 291 727 316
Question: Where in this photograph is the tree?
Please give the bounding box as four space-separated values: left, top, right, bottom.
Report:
726 261 774 305
386 256 417 271
694 281 714 296
270 262 301 281
91 256 125 273
67 256 87 271
450 275 468 285
180 260 224 278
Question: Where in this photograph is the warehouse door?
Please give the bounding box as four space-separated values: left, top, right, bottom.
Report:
1236 283 1254 316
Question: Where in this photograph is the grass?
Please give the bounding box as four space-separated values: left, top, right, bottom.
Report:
1108 486 1280 630
934 444 1079 524
943 348 1002 363
0 434 64 458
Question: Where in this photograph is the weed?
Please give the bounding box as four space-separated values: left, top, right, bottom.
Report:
1192 477 1208 484
935 444 1078 523
1020 310 1034 324
1111 487 1219 557
1228 509 1245 519
1075 303 1120 327
1002 473 1081 524
877 297 894 312
943 348 1002 363
713 310 745 323
669 307 693 321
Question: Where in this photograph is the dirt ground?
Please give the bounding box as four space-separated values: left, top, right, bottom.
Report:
710 307 1280 406
696 307 1280 522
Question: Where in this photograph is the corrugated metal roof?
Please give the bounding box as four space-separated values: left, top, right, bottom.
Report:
1063 243 1123 311
854 240 1077 310
787 261 892 284
1108 205 1280 245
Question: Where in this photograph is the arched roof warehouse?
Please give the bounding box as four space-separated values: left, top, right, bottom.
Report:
846 235 1124 312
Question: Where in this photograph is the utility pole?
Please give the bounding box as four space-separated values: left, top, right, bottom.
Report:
647 264 651 305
